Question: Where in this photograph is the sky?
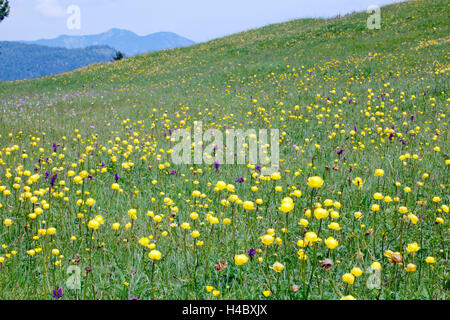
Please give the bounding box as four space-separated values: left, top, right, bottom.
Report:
0 0 405 43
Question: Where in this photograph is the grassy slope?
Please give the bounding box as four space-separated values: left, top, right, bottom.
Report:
0 0 448 299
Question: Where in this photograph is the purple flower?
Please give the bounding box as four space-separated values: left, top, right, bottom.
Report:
169 170 177 175
50 173 58 187
236 177 245 183
214 161 220 171
255 165 262 172
114 173 119 182
52 287 63 300
337 148 344 155
52 143 57 153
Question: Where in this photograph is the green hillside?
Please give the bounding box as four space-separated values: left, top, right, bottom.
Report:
0 0 448 300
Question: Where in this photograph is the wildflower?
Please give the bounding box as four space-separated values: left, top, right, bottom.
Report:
314 207 329 220
342 273 355 284
271 262 285 272
425 256 435 264
405 263 417 272
351 267 363 277
406 242 420 253
325 237 338 250
234 254 249 266
242 201 255 211
261 234 274 246
52 287 63 300
307 176 324 188
148 250 162 260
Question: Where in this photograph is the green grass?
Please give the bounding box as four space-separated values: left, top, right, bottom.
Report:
0 0 448 300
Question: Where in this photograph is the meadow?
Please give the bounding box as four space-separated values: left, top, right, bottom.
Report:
0 0 448 300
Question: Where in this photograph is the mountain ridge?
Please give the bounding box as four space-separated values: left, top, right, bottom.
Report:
23 28 195 56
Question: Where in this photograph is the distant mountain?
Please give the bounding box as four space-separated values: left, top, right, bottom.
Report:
24 29 195 56
0 42 116 81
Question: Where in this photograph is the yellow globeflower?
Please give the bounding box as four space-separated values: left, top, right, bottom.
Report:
261 234 274 246
279 197 294 213
405 263 417 272
307 176 324 188
374 169 384 177
342 273 355 284
425 256 435 264
314 207 329 220
148 250 162 260
271 262 285 272
88 220 99 230
85 198 95 206
234 254 249 266
304 232 318 245
325 237 338 250
351 267 363 277
406 242 420 253
243 201 255 211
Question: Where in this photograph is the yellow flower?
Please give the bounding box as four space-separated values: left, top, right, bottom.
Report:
148 250 162 260
405 263 417 272
261 234 274 246
85 198 95 206
181 222 190 230
307 176 324 188
341 295 356 300
304 232 318 245
406 242 420 253
191 230 200 238
314 207 329 220
325 237 338 250
342 273 355 284
279 197 294 213
271 262 285 272
262 290 271 297
351 267 363 277
112 223 120 230
212 290 220 297
206 286 214 292
371 262 381 270
398 206 408 214
243 201 255 210
425 256 435 264
374 169 384 177
353 211 363 219
88 220 99 230
328 222 341 231
234 254 249 266
408 213 418 224
271 172 281 180
295 220 307 230
3 219 12 227
139 237 150 246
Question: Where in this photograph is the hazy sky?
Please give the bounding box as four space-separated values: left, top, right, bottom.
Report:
0 0 405 42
